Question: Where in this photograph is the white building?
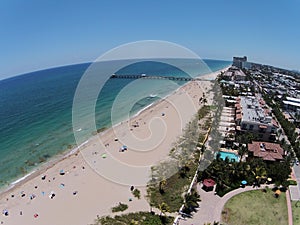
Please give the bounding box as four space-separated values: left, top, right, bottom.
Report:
283 96 300 112
236 96 278 141
233 56 248 69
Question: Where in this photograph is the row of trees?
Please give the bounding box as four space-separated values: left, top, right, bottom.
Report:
263 92 300 159
199 156 291 196
95 211 173 225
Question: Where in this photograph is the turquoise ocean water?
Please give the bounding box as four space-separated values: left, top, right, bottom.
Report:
0 59 231 189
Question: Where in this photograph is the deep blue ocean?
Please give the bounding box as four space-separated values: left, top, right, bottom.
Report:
0 59 231 189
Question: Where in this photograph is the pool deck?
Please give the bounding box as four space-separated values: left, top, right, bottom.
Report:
219 148 238 154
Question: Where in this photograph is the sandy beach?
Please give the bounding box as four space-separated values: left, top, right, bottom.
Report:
0 69 226 225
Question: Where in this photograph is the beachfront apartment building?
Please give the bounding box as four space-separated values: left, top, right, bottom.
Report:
233 56 248 69
222 66 247 82
235 96 278 141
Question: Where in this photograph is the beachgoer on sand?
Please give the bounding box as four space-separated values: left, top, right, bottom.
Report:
2 210 8 216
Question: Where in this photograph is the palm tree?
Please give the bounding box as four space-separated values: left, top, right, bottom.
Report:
159 178 167 194
158 202 170 216
179 161 192 178
241 163 251 178
183 189 201 214
149 202 154 213
252 166 267 185
238 144 248 161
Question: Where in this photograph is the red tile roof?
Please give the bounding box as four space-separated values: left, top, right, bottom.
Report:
203 178 215 187
248 141 284 161
264 109 270 115
259 99 266 105
235 103 241 108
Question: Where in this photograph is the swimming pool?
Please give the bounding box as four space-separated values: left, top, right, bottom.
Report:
216 151 240 162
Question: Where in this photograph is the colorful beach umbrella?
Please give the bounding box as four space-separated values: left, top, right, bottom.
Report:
275 190 281 195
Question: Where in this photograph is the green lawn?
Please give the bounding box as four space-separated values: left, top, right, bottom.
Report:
222 189 288 225
292 201 300 225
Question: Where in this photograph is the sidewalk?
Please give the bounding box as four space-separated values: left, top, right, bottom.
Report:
290 167 300 201
286 190 293 225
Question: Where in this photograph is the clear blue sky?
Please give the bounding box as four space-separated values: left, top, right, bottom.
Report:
0 0 299 80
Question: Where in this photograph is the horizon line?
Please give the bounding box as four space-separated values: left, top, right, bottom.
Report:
0 58 232 82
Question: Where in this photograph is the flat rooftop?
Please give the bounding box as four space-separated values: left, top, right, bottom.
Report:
240 96 270 124
286 96 300 103
283 100 300 107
